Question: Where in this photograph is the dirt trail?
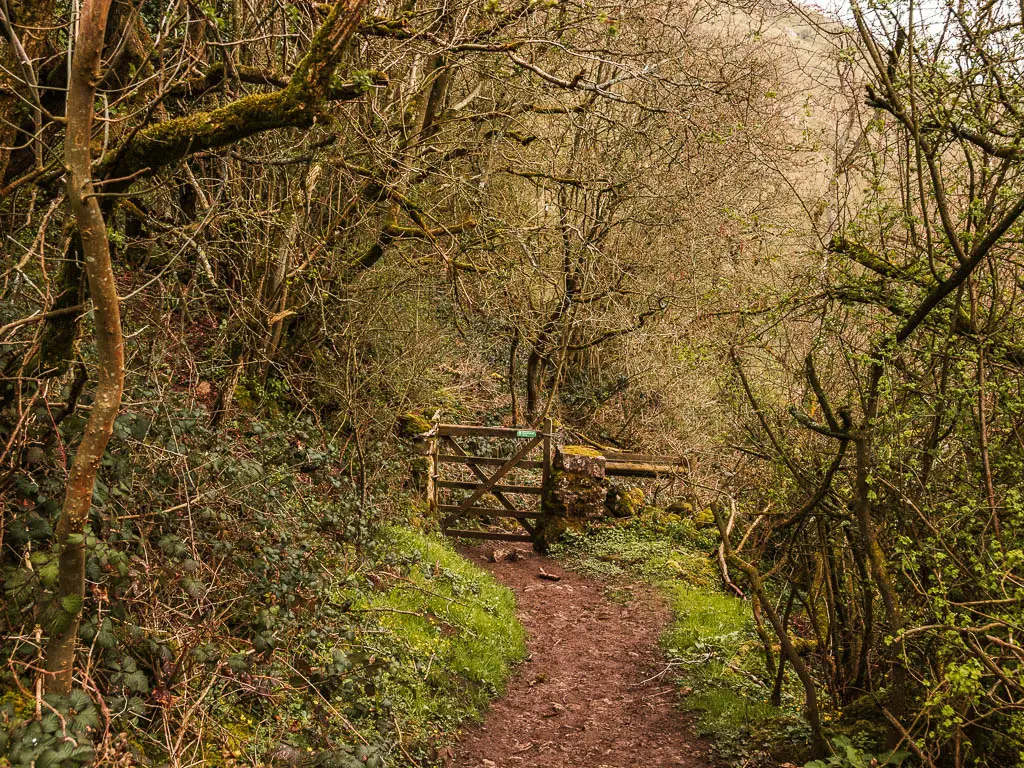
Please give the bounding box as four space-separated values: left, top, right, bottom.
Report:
454 545 715 768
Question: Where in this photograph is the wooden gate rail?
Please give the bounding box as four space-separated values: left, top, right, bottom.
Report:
429 418 552 543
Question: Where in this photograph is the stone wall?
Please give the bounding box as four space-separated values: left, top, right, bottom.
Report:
533 445 609 552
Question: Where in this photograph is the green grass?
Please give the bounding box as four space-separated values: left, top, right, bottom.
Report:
661 582 784 739
363 527 527 744
234 525 526 767
553 512 807 761
555 515 716 585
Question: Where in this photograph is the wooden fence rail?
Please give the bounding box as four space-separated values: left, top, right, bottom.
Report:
604 451 693 478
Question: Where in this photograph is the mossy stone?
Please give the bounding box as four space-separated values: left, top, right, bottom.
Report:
560 445 604 458
535 446 609 552
695 507 716 528
607 484 645 517
396 412 432 439
667 500 695 515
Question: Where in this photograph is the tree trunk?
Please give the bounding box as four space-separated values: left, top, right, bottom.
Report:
713 504 828 759
853 361 906 736
413 52 449 144
45 0 122 696
526 347 544 419
509 328 521 425
103 0 371 185
264 164 321 372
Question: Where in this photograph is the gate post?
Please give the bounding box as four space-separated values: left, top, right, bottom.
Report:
542 416 552 495
427 418 439 516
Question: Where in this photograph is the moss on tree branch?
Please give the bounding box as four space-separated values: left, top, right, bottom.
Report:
101 0 372 183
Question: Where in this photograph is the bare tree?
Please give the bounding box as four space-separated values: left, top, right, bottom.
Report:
44 0 121 696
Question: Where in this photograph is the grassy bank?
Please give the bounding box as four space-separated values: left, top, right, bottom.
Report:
350 527 527 757
3 526 523 768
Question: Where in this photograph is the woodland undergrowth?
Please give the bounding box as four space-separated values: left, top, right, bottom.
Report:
1 389 523 767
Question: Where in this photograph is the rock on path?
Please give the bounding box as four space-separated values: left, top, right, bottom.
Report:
453 545 715 768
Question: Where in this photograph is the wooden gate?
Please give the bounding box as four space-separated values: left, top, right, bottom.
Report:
428 418 552 543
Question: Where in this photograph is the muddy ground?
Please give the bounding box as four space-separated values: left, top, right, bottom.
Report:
453 545 716 768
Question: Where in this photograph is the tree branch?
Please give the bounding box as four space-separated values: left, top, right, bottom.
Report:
101 0 372 185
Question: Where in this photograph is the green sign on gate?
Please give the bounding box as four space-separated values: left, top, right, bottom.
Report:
516 430 537 438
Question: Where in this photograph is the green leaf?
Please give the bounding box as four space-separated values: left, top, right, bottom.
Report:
123 669 150 694
61 595 84 615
